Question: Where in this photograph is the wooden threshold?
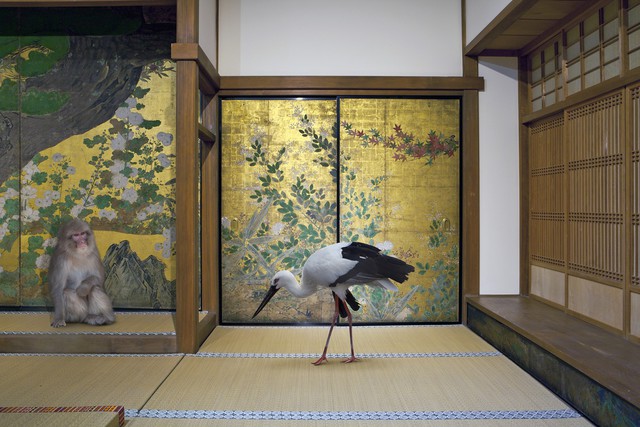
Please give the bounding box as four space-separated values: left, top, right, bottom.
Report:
0 334 177 354
467 295 640 425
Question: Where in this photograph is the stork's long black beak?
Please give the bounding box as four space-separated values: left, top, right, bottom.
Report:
252 285 280 318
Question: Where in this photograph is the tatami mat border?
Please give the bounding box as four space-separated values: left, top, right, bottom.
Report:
191 351 502 359
0 405 125 426
126 408 583 421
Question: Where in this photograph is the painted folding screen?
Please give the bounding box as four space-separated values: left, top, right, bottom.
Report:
0 7 177 309
220 98 460 324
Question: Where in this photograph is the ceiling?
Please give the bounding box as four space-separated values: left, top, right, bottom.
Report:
465 0 600 56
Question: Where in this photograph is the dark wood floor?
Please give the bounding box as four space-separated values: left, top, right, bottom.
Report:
467 295 640 427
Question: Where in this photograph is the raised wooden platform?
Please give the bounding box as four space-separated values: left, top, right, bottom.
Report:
467 295 640 427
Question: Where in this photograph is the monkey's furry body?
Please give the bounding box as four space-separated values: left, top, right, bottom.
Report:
48 218 116 327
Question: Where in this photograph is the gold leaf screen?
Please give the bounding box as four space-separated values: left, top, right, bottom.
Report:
220 98 460 324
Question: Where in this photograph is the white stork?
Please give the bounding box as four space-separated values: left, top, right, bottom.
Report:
252 241 415 365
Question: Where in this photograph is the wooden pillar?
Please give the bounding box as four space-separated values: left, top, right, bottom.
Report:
175 0 200 353
462 55 481 322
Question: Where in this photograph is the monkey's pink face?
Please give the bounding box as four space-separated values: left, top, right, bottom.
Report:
71 231 89 249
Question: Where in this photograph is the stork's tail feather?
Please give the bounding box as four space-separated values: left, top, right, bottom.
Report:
336 290 360 318
345 289 360 312
378 254 415 283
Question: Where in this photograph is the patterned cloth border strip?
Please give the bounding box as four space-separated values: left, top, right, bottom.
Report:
0 405 125 426
125 408 583 421
191 351 502 359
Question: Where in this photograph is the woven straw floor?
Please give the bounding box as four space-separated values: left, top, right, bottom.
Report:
0 324 593 426
0 311 177 334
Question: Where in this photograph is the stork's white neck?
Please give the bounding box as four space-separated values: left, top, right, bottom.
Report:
276 271 316 298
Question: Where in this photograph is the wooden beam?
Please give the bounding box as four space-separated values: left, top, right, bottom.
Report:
172 43 221 94
221 76 484 91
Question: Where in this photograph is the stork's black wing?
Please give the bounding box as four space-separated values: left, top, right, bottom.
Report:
334 242 414 286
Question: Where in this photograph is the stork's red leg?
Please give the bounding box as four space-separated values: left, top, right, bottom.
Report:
312 293 340 365
342 300 358 363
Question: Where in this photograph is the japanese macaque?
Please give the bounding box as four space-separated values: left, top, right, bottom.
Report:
48 218 115 327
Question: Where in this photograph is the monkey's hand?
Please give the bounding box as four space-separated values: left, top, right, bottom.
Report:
51 318 66 328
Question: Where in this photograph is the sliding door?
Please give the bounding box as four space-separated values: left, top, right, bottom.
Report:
220 98 460 324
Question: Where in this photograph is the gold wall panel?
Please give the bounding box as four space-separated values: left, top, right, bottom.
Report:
220 98 460 324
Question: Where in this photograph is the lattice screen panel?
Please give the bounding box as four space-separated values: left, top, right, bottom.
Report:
529 115 565 267
566 92 624 283
632 87 640 287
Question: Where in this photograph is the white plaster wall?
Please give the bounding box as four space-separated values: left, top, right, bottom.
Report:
218 0 462 76
478 57 520 294
199 0 218 66
216 0 521 295
464 0 511 44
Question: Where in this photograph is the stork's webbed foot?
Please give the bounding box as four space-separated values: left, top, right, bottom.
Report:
342 355 359 363
312 355 329 365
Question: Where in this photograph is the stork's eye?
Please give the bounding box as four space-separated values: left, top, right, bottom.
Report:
273 278 279 285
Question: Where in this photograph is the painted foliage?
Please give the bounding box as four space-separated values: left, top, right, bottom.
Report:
221 98 460 323
0 7 177 308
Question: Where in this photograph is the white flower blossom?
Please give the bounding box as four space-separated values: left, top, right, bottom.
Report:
71 205 84 217
20 185 37 200
99 209 116 220
125 97 137 108
22 163 39 182
221 217 231 229
111 133 126 151
157 153 171 168
271 222 285 235
52 153 64 162
147 203 163 214
35 197 52 208
137 211 148 220
110 160 125 174
43 238 57 248
115 106 130 120
66 166 76 175
376 241 394 251
157 132 173 146
111 174 128 189
4 188 18 198
129 112 144 126
121 187 138 203
0 222 9 240
21 206 40 222
35 254 50 269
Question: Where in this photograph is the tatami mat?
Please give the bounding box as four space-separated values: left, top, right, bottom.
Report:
197 324 496 356
0 311 177 334
128 325 592 426
0 324 593 426
0 354 181 408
